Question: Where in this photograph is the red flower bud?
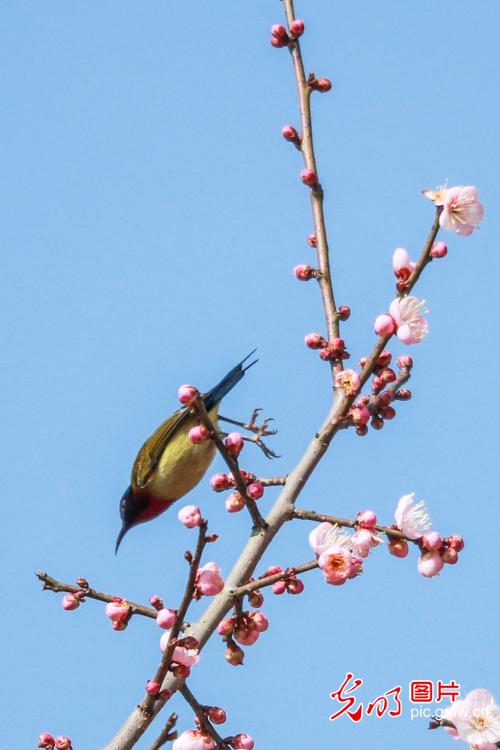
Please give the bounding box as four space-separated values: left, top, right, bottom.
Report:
397 355 413 370
388 538 409 558
300 168 318 187
307 233 317 247
289 19 305 37
317 77 332 92
293 264 315 281
281 124 298 141
338 305 351 320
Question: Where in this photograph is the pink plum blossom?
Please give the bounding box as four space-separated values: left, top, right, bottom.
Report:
54 739 72 750
38 734 56 749
318 545 353 585
177 504 202 528
422 531 442 551
226 492 245 513
105 598 131 629
188 425 210 444
62 593 80 611
389 296 428 345
351 528 380 559
424 185 484 236
160 631 200 667
394 493 431 539
418 551 444 578
335 368 361 396
443 689 500 746
309 522 352 557
172 729 216 750
392 247 415 278
196 562 224 596
357 509 377 529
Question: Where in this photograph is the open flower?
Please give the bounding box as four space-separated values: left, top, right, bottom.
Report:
389 296 428 345
394 493 431 539
444 689 500 746
318 544 353 585
335 368 361 396
423 185 484 236
309 522 352 557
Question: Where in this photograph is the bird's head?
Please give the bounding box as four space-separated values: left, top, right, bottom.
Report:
115 486 173 554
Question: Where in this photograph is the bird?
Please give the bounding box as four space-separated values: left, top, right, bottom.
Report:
115 351 257 552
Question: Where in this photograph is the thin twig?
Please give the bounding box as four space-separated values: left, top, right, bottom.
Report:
192 395 267 530
283 0 340 375
149 713 178 750
180 685 229 749
292 508 413 541
36 573 157 619
141 522 209 715
232 560 319 597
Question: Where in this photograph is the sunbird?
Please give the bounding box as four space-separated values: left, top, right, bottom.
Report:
115 352 257 552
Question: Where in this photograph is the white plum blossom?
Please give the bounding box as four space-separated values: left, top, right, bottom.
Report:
394 493 431 539
443 689 500 747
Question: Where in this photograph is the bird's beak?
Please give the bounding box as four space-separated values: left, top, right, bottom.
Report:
115 524 130 555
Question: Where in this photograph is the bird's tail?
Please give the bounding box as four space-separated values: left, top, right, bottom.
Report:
204 350 257 411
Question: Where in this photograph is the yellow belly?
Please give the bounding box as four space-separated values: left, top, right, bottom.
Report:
146 408 218 500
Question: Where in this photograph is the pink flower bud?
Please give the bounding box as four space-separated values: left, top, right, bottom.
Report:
447 535 464 551
289 19 305 37
225 432 244 458
38 733 56 749
376 350 392 368
396 388 412 400
156 608 176 629
287 577 304 594
418 551 444 578
307 233 317 247
177 504 202 528
234 626 259 646
217 617 235 636
272 580 287 595
300 168 318 187
335 368 361 396
105 598 131 627
188 424 210 444
149 594 163 610
397 355 413 369
378 390 394 406
248 589 264 608
208 707 227 724
232 734 255 750
388 538 409 558
317 77 332 92
177 384 198 404
62 593 80 611
293 264 315 281
265 565 282 575
392 247 412 277
422 531 442 551
271 24 288 40
250 611 269 632
282 124 298 141
246 482 264 500
319 346 335 361
196 562 224 596
374 314 396 336
304 332 326 349
225 641 244 665
357 509 377 529
430 241 448 258
355 425 368 436
380 367 396 384
338 305 351 320
210 472 230 491
442 547 459 564
351 406 370 426
145 680 160 696
172 664 190 678
54 738 72 750
371 416 384 430
226 492 245 513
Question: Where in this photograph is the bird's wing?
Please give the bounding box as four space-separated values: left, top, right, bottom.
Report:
132 407 190 489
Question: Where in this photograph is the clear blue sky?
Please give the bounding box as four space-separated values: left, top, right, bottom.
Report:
2 2 498 748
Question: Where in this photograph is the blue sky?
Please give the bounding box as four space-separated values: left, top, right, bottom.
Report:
2 1 499 748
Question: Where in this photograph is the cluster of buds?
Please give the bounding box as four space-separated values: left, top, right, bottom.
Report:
304 333 350 363
270 18 304 48
351 510 381 558
173 729 254 750
219 610 269 665
263 566 305 595
105 597 132 631
38 735 72 750
209 470 264 514
389 494 464 577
